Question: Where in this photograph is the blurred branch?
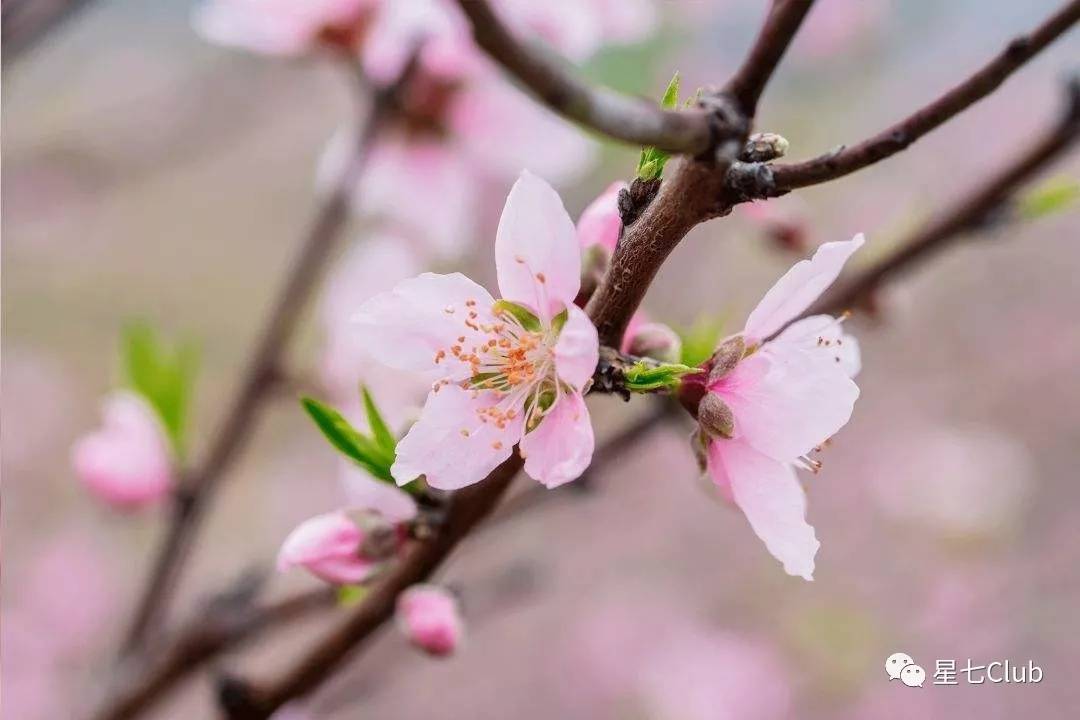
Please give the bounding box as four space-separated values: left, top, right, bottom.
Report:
119 57 394 657
807 77 1080 319
455 0 742 154
1 0 95 63
768 0 1080 192
723 0 817 116
91 586 335 720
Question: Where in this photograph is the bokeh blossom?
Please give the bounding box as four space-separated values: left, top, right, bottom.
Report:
71 390 174 509
353 171 599 490
395 584 464 656
277 509 403 585
693 235 864 579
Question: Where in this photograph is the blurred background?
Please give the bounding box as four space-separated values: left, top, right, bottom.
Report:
4 0 1080 717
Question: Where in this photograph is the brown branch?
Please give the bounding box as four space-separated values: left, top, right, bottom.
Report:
1 0 97 63
91 588 335 720
807 78 1080 318
455 0 736 154
723 0 817 116
769 0 1080 192
120 59 389 656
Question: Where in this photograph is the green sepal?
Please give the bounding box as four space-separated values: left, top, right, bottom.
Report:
121 322 198 460
492 299 541 332
1016 176 1079 220
623 361 702 393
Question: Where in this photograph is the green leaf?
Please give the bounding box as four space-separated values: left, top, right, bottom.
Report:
361 386 396 455
301 397 394 482
492 299 541 332
635 72 680 181
121 322 197 459
1016 176 1080 220
337 584 369 607
623 361 701 392
678 315 726 368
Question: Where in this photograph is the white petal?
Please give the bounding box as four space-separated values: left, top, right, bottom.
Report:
340 460 418 522
352 272 497 381
494 171 581 318
554 305 599 391
708 440 819 580
775 314 861 378
392 384 523 490
743 234 864 342
520 391 594 488
714 342 859 462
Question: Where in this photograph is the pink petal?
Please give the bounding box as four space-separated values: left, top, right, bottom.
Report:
361 0 465 85
711 341 858 462
391 384 523 490
520 391 594 488
742 233 864 342
340 460 418 522
553 305 599 391
576 181 625 253
396 584 464 656
276 511 363 570
450 78 595 185
708 440 819 580
71 391 173 509
774 314 861 378
352 272 497 381
494 171 581 318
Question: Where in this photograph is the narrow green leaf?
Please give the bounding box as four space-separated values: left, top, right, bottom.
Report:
678 315 726 368
623 361 702 392
660 71 680 110
635 72 680 181
1017 176 1080 220
301 397 394 482
492 299 542 332
361 386 396 455
121 322 197 459
337 584 369 607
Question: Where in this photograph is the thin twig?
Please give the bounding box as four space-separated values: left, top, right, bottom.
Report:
807 78 1080 318
120 58 388 655
91 588 335 720
769 0 1080 192
723 0 817 116
1 0 96 63
455 0 730 154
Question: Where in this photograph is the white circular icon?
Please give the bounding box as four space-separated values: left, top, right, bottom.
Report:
885 652 914 680
901 663 926 687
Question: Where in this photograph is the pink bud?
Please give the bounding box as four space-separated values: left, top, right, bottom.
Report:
576 181 626 254
395 584 463 657
71 391 173 510
277 510 399 586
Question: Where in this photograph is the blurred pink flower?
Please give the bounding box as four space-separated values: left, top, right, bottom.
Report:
576 181 624 255
71 391 173 509
395 584 464 656
353 171 598 490
277 509 401 585
194 0 377 56
700 235 864 579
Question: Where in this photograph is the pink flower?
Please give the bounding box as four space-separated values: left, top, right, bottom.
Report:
194 0 377 56
353 171 599 490
621 312 681 362
71 391 173 509
395 584 464 656
277 509 401 585
699 235 864 579
576 181 625 255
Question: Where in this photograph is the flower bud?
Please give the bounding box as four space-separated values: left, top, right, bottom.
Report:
576 181 625 254
698 393 735 439
396 584 464 657
707 336 746 383
277 509 401 586
625 321 682 364
742 132 790 162
71 391 173 510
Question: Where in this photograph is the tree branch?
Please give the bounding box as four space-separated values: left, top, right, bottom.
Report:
91 587 335 720
806 78 1080 318
455 0 738 154
769 0 1080 192
120 59 389 656
723 0 817 116
1 0 96 63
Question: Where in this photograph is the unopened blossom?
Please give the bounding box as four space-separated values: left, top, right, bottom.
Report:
71 391 173 509
396 584 464 656
621 311 682 363
353 171 599 490
277 509 402 585
695 235 865 579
